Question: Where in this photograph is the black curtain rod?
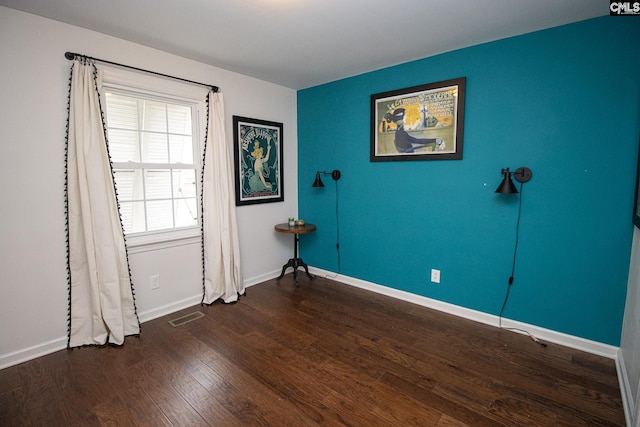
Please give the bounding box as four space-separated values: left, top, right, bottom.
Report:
64 51 219 93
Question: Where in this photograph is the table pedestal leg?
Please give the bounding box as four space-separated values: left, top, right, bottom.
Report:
276 233 315 286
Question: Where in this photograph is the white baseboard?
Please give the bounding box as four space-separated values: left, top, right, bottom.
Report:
137 294 203 323
309 267 620 359
244 269 281 288
617 349 635 427
0 336 68 371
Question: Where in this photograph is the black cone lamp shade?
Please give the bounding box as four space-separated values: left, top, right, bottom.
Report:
312 172 325 187
496 168 518 193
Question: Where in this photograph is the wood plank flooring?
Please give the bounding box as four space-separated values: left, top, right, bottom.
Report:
0 276 625 426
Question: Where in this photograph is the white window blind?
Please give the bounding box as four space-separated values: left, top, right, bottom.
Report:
105 91 200 236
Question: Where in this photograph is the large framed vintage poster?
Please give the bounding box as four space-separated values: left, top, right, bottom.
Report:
371 77 465 162
233 116 283 205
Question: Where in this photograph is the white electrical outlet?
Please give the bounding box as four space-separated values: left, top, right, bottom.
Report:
431 269 441 284
150 274 160 290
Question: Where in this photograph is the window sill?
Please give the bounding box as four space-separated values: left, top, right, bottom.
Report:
126 228 201 254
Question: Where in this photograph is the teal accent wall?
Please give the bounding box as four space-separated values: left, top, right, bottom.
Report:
297 17 640 346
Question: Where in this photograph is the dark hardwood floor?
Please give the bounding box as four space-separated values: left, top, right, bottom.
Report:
0 276 625 426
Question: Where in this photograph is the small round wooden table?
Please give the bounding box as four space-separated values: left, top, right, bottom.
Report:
274 223 316 286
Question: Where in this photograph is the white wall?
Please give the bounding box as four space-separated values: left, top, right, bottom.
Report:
0 7 298 367
620 229 640 426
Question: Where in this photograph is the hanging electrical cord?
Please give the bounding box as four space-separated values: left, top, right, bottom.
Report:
497 182 547 347
312 170 342 278
334 177 341 274
321 177 342 279
498 181 523 327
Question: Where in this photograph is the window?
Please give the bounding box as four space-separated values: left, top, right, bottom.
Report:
100 69 207 247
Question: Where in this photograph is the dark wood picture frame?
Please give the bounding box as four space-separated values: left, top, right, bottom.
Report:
371 77 465 162
233 116 284 206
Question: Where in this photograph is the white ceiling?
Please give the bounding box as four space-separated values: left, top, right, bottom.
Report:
1 0 606 90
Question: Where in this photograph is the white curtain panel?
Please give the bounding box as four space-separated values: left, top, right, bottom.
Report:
202 92 244 304
66 60 139 347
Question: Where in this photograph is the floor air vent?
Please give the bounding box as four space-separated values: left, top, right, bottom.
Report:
168 311 205 327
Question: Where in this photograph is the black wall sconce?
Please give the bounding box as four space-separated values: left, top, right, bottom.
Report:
312 170 341 187
495 167 532 193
